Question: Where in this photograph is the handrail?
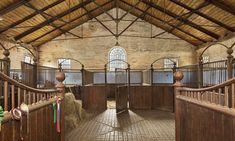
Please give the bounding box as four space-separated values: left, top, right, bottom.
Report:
179 77 235 92
0 72 58 93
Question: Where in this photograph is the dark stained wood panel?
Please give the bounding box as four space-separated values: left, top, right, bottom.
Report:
152 85 174 111
129 86 152 110
81 85 107 111
0 104 61 141
176 98 235 141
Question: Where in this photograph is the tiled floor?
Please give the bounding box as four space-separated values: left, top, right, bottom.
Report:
66 109 175 141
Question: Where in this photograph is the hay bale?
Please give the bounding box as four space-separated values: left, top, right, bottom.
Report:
65 93 86 134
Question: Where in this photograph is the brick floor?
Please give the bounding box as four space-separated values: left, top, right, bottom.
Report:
66 109 175 141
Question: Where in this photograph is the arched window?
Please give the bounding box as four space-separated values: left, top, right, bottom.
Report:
109 47 127 71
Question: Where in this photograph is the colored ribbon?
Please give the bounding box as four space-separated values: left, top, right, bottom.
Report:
0 106 3 132
53 103 56 124
56 98 61 133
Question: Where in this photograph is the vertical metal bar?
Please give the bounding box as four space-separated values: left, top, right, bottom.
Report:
23 90 27 104
218 88 222 105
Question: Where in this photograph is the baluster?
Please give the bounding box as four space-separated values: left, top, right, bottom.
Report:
11 85 15 109
197 92 200 100
232 83 235 108
33 92 36 104
28 92 31 105
4 81 8 111
17 87 21 107
212 90 216 104
224 86 229 107
23 90 27 104
210 91 213 103
218 88 222 105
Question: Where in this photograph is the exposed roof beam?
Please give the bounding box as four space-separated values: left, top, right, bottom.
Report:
118 6 151 36
169 0 235 32
119 0 207 44
0 0 30 16
153 1 209 39
24 2 82 38
209 0 235 16
119 1 141 22
93 1 115 20
141 0 220 39
0 0 65 34
14 0 94 41
34 3 115 47
28 0 113 44
82 3 116 36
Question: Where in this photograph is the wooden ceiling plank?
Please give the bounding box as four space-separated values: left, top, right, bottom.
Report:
14 0 95 41
0 0 30 16
28 0 113 44
34 4 115 47
153 1 209 39
169 0 235 32
0 0 65 34
141 0 220 39
119 0 207 43
209 0 235 16
24 2 82 39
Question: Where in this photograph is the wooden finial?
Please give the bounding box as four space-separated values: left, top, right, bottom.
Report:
174 71 184 86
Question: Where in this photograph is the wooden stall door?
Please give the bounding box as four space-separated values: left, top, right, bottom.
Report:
116 86 128 114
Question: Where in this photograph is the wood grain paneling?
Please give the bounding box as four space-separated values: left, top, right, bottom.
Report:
176 98 235 141
152 85 174 111
129 86 152 110
81 85 107 111
0 104 60 141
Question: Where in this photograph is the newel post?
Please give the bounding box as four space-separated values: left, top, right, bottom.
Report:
56 70 65 141
173 71 184 112
173 71 183 141
3 49 10 76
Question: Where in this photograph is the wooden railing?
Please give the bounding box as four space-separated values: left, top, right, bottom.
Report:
0 70 65 141
174 71 235 141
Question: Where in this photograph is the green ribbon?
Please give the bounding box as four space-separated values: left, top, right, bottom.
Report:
0 106 3 131
53 103 56 123
0 106 3 121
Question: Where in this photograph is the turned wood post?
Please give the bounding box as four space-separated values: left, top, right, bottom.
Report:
127 64 130 87
81 64 84 86
3 49 10 76
173 71 184 112
198 56 203 88
56 70 65 141
173 70 183 141
150 64 154 85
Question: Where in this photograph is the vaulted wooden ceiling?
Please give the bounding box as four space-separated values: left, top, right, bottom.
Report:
0 0 234 47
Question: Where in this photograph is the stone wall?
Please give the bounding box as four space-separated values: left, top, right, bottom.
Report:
0 39 36 69
39 9 196 69
196 34 235 62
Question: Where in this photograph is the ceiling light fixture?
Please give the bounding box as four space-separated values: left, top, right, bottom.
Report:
0 16 3 21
